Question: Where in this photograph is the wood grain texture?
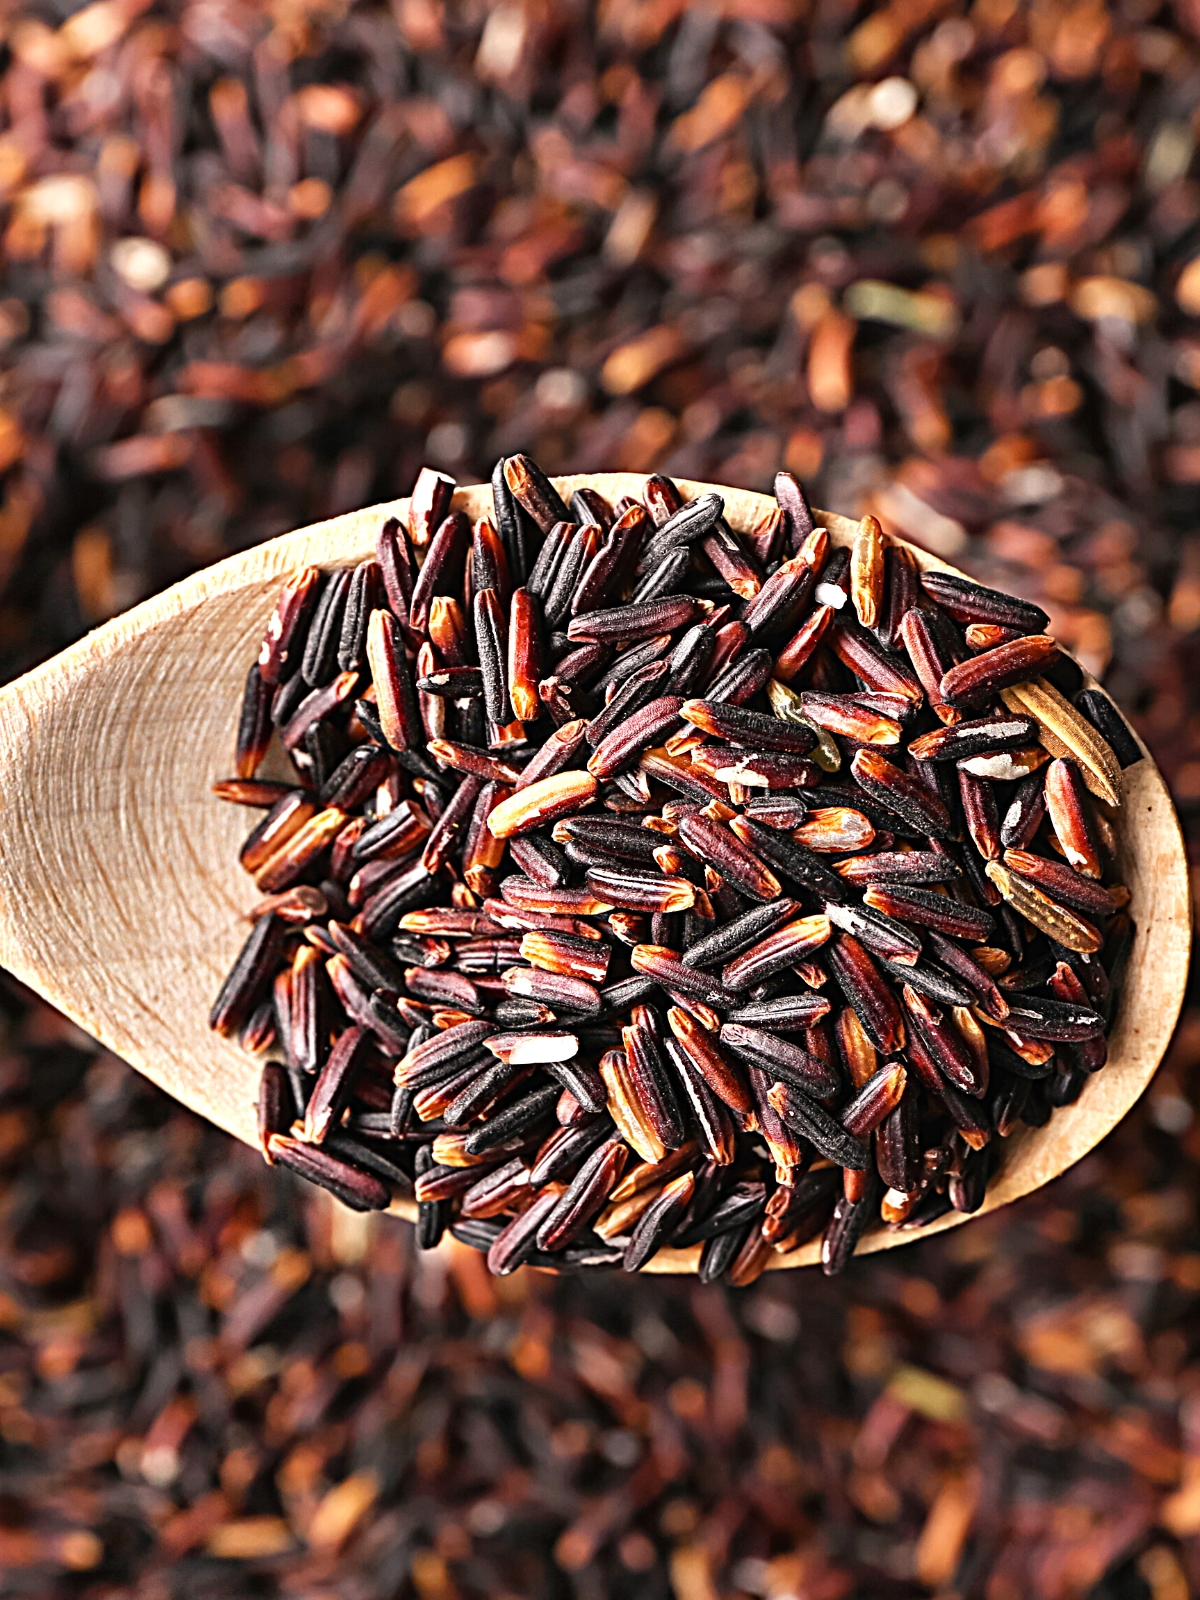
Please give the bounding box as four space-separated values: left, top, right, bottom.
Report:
0 476 1188 1275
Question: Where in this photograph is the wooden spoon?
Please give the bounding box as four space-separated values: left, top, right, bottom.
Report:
0 476 1188 1273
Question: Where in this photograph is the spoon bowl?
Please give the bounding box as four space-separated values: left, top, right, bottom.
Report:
0 476 1188 1272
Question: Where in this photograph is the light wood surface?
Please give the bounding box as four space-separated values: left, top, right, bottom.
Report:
0 475 1188 1274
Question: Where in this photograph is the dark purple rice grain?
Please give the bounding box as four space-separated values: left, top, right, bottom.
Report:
918 571 1050 634
877 956 975 1011
525 521 572 602
1073 688 1143 769
813 546 851 610
324 1130 415 1194
337 560 383 673
630 548 692 605
725 994 832 1031
414 1145 450 1248
443 1059 530 1128
535 1137 628 1251
585 660 671 747
319 742 390 810
622 1171 695 1271
663 625 716 696
302 721 346 792
300 567 354 687
741 559 815 644
875 1094 919 1193
376 518 416 629
269 1135 392 1212
503 454 571 531
622 1009 687 1152
679 898 800 971
948 1145 993 1213
729 816 849 904
303 1025 375 1144
773 470 815 555
640 492 724 557
718 1023 840 1098
486 1187 563 1274
824 901 924 966
325 921 406 994
705 647 775 707
542 531 591 630
210 914 288 1039
490 459 535 588
674 1183 767 1249
767 1081 870 1171
697 1224 751 1284
821 1180 881 1275
235 664 274 780
462 1083 560 1156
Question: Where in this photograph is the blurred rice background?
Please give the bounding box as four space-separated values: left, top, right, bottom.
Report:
1 0 1200 1594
